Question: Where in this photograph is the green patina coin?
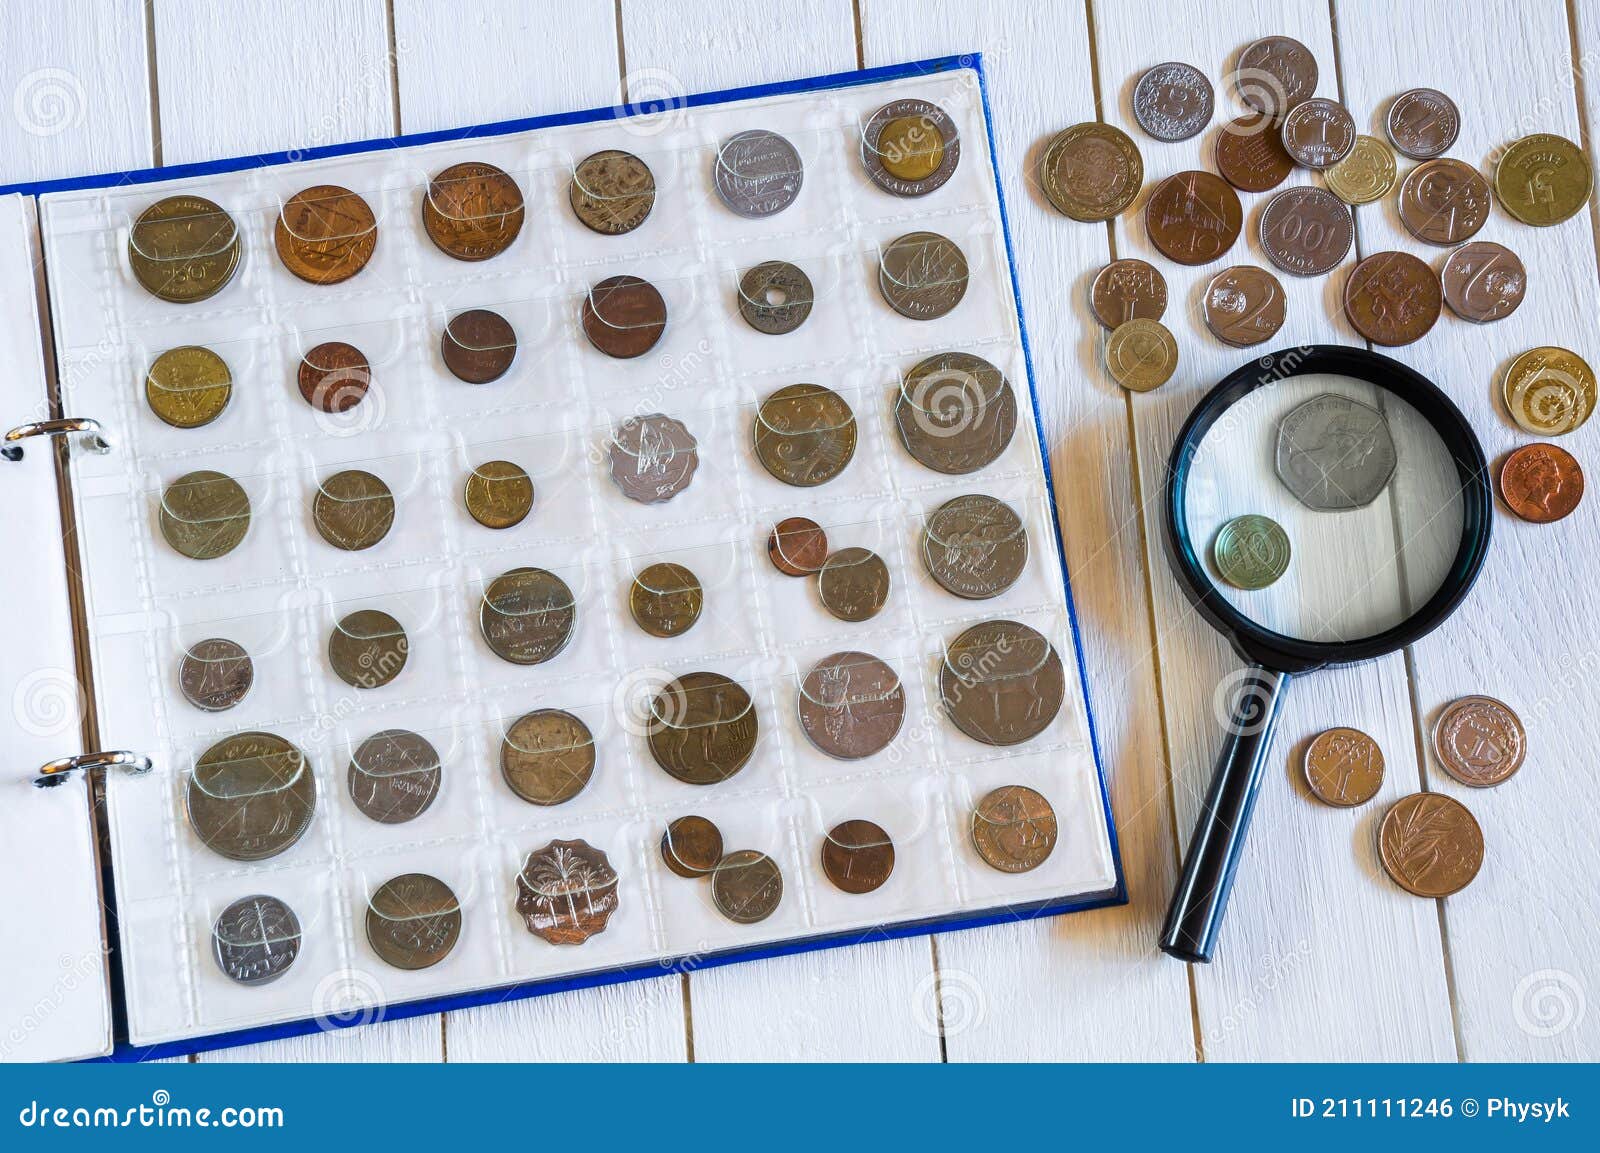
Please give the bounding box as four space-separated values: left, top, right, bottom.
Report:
1213 515 1291 591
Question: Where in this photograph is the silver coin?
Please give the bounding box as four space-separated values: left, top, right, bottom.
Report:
608 413 699 504
1280 99 1357 169
211 894 302 986
1132 62 1214 143
1275 393 1398 510
894 352 1018 475
347 728 442 824
922 495 1028 599
817 547 891 623
738 261 813 334
714 129 803 218
179 637 253 711
1258 186 1353 276
878 231 968 320
479 567 576 665
939 619 1066 747
1386 87 1460 160
860 98 961 197
797 651 905 760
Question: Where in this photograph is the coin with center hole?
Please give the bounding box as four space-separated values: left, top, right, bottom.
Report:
660 815 724 878
1343 250 1442 346
1132 61 1214 142
129 195 241 303
1432 695 1526 788
1385 88 1461 160
179 637 253 712
329 608 408 688
922 494 1028 599
1500 443 1585 524
1398 158 1491 245
1203 266 1286 347
1378 793 1483 897
146 345 233 429
878 231 968 320
1280 99 1356 169
441 309 517 383
767 517 828 577
1213 515 1291 590
1145 170 1242 265
1502 346 1595 436
798 651 905 760
463 459 534 529
1235 35 1318 120
1089 259 1167 330
1105 319 1178 392
570 149 656 234
711 850 783 924
1039 122 1143 221
366 873 461 969
1442 242 1526 323
347 728 442 824
312 469 395 551
629 561 703 638
861 99 960 197
296 341 371 413
737 261 813 334
607 412 698 503
1324 135 1397 205
501 708 595 805
1214 112 1295 193
517 839 619 944
1496 133 1592 226
479 567 575 665
159 470 251 560
212 895 302 986
817 548 890 623
971 785 1057 873
1303 727 1384 807
940 620 1065 746
422 161 524 261
582 274 668 359
821 819 895 894
753 383 857 487
894 351 1018 474
275 184 377 284
1258 185 1353 276
714 129 803 217
646 671 758 785
186 731 316 862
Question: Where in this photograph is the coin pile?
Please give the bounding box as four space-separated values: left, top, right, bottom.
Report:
1498 346 1592 522
763 515 892 624
658 815 785 922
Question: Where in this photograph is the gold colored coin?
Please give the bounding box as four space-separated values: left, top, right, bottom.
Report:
877 115 945 181
1105 318 1178 392
1502 346 1596 436
463 460 534 529
1323 135 1396 205
1496 133 1592 226
1303 727 1384 807
628 562 704 638
1378 792 1484 898
1039 122 1143 222
145 345 232 428
158 470 251 559
128 195 241 303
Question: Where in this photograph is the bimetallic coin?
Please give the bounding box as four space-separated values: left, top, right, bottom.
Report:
211 895 301 986
895 352 1018 475
347 729 441 824
329 609 408 688
1502 347 1595 436
146 345 232 429
661 815 723 878
1443 242 1526 323
1324 135 1397 205
128 195 240 303
629 561 703 638
1304 727 1384 808
753 383 857 487
1145 170 1242 266
768 517 828 577
464 460 534 529
714 129 802 217
798 651 905 760
1258 185 1353 276
1039 122 1142 221
737 261 812 334
821 819 895 894
922 494 1028 600
1214 113 1295 193
711 850 783 924
582 274 667 359
518 840 619 944
366 873 461 969
1276 393 1398 511
1132 61 1214 142
1203 266 1286 348
1089 259 1168 330
940 620 1065 747
1280 99 1356 169
1433 696 1526 788
1105 318 1178 393
1386 88 1460 159
861 99 960 197
1213 515 1291 591
608 413 698 504
1235 35 1318 120
878 231 968 320
422 161 524 260
312 469 395 552
297 341 370 413
159 470 251 560
1379 793 1483 897
441 308 517 384
1496 133 1592 226
186 732 315 862
1499 443 1584 524
1343 251 1442 346
647 671 758 785
480 567 575 665
816 547 890 623
971 785 1057 873
501 709 595 806
571 149 656 235
274 184 377 284
1398 158 1491 245
179 637 253 712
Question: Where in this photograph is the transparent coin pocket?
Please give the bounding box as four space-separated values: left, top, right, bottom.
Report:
128 332 273 449
908 480 1057 618
779 638 929 780
348 845 495 991
336 706 475 854
886 340 1036 489
756 504 915 649
483 684 633 822
452 419 592 545
797 773 951 921
155 596 310 733
737 371 892 509
467 551 610 688
315 579 450 699
298 444 437 570
613 534 752 666
867 211 1015 349
593 402 741 528
279 311 419 435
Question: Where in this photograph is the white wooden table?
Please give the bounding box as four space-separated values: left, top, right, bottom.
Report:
4 0 1596 1062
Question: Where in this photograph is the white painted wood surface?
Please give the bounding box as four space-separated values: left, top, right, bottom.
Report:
3 0 1596 1061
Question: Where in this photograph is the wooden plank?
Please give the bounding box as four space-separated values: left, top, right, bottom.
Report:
619 0 858 95
446 981 688 1062
1338 0 1600 1061
860 0 1196 1062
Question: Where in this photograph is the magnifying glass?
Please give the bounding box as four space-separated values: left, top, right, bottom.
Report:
1158 345 1492 963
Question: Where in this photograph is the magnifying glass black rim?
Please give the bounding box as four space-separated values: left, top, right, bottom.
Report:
1164 344 1493 675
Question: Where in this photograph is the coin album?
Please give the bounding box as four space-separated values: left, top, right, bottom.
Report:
0 56 1120 1058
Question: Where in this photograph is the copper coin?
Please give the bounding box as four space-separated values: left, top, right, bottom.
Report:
1235 35 1318 120
1303 727 1384 807
710 850 783 924
582 274 667 359
1343 251 1442 346
366 873 461 969
1378 793 1483 897
646 671 758 785
816 547 891 623
274 184 377 285
1144 170 1242 266
1500 443 1584 524
1214 112 1295 193
1432 695 1526 788
821 819 895 894
422 161 524 260
501 708 595 805
660 815 724 878
1442 241 1526 323
797 651 906 760
767 517 828 577
312 469 395 551
940 620 1065 747
1398 159 1492 246
971 784 1057 873
1258 186 1353 276
463 460 534 529
1089 259 1167 329
441 308 517 383
629 561 703 638
347 728 442 824
297 341 371 412
178 637 253 712
479 567 576 665
186 732 316 862
329 608 408 689
1280 98 1356 169
1386 88 1461 160
1203 265 1286 347
570 149 656 235
517 840 620 944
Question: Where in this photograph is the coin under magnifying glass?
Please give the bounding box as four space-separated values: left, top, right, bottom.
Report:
971 785 1057 873
275 184 377 284
753 383 857 487
1105 318 1178 392
297 341 371 413
501 708 595 805
329 608 408 688
312 469 395 551
212 895 302 986
517 839 619 944
347 728 442 824
179 637 253 711
1214 113 1295 194
1343 251 1442 346
570 149 656 235
1324 135 1397 205
767 517 828 577
1303 727 1384 807
817 547 890 623
711 850 783 924
1501 346 1595 436
1132 61 1214 142
479 567 575 665
1089 259 1167 330
128 194 241 303
422 160 524 260
159 469 251 560
629 561 703 638
146 345 233 428
821 819 895 894
922 494 1028 599
1039 122 1143 221
1235 35 1318 120
798 651 905 760
1213 514 1291 590
186 731 316 862
582 274 668 359
878 231 968 321
1385 88 1460 159
441 308 517 383
940 621 1065 746
1432 695 1526 788
607 412 698 503
1258 186 1353 276
366 873 462 969
661 815 724 878
1280 98 1356 169
714 129 803 217
1203 266 1286 348
894 351 1018 474
1145 170 1242 266
1379 792 1483 897
1275 392 1398 511
1500 443 1585 524
646 671 758 785
861 99 960 197
737 260 813 334
464 459 534 529
1495 133 1592 226
1441 242 1526 324
1398 158 1491 246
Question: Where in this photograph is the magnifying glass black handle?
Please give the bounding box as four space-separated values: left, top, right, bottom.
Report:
1159 665 1291 963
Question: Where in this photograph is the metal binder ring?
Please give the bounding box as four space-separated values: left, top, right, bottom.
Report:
34 749 152 789
3 417 112 462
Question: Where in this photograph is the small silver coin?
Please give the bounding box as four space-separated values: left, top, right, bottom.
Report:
738 261 813 334
211 894 302 986
347 728 442 824
178 637 253 711
607 413 699 504
1132 61 1215 143
1386 87 1461 160
1280 99 1357 169
1275 393 1398 510
922 494 1028 600
714 129 803 218
878 231 968 321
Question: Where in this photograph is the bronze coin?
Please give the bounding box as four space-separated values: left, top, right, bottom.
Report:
1499 443 1584 524
660 815 724 878
607 413 699 504
816 547 890 623
1235 35 1318 120
296 341 371 413
1432 695 1526 788
767 517 828 577
1203 266 1286 347
329 609 408 689
145 345 233 429
274 184 377 285
798 651 905 760
1343 251 1442 346
1258 186 1353 276
312 469 395 551
940 620 1066 747
1398 158 1492 246
517 839 620 944
479 567 576 665
422 161 524 261
366 873 462 969
581 274 667 359
971 784 1057 873
1089 258 1167 329
1214 112 1295 193
1279 98 1356 169
646 671 758 785
441 308 517 383
463 460 534 529
1038 122 1143 221
128 194 241 303
1144 170 1242 266
1303 726 1384 808
1441 241 1526 323
894 352 1018 475
710 849 783 924
922 494 1028 599
737 260 813 334
878 231 968 320
629 561 703 638
347 729 442 824
186 732 316 862
570 149 656 235
753 383 857 487
178 637 253 711
158 469 251 560
501 708 595 805
1378 793 1483 897
821 819 895 894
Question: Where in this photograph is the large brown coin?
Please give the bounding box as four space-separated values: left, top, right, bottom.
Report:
971 784 1057 873
711 850 783 924
894 352 1018 475
517 839 620 944
940 620 1065 747
660 815 724 878
798 651 905 760
501 709 595 805
608 413 698 503
767 517 828 577
753 384 857 487
1038 122 1143 221
186 731 316 861
159 470 251 560
821 819 895 894
1303 726 1384 808
1378 793 1483 897
1145 171 1242 266
422 161 524 260
464 460 534 529
629 562 703 638
441 309 517 383
646 671 758 785
861 99 961 197
179 637 253 711
479 567 576 665
1399 158 1492 246
1214 112 1295 193
582 274 667 359
146 345 233 428
274 184 377 284
128 195 240 303
816 547 890 623
1500 443 1584 524
922 494 1028 599
1343 251 1442 346
297 341 371 413
1432 695 1526 788
1089 259 1167 330
1203 266 1286 347
347 729 441 823
570 149 656 235
366 873 461 969
1258 186 1353 276
1279 98 1356 169
329 609 408 688
312 469 395 551
1235 35 1318 120
878 231 968 320
1442 241 1526 323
